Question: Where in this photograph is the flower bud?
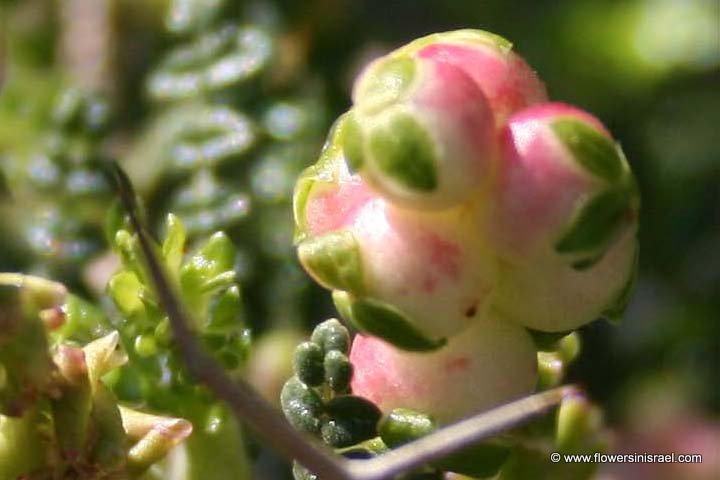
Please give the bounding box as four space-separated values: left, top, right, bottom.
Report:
349 314 537 424
394 29 548 125
488 103 639 331
298 171 495 344
348 54 496 208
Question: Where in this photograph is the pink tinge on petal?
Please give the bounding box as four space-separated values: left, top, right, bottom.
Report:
417 43 547 124
421 230 461 281
305 179 376 236
416 59 496 167
491 104 600 257
509 102 610 137
359 204 463 295
349 334 429 407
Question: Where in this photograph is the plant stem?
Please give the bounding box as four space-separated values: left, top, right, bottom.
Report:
108 161 579 480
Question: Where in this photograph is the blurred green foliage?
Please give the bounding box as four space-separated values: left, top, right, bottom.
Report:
0 0 718 478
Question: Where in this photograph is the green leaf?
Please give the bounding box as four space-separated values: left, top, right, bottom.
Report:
180 232 236 315
108 271 145 317
207 285 243 329
555 188 631 257
298 230 365 294
162 213 186 275
54 294 112 344
369 113 438 192
322 395 382 448
280 377 323 435
293 342 325 387
292 166 318 243
324 350 352 393
348 298 446 352
552 119 623 182
310 318 350 355
339 112 364 171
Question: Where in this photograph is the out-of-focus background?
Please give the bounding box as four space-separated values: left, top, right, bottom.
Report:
1 0 718 478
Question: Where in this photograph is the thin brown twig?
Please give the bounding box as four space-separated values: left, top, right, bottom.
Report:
108 161 578 480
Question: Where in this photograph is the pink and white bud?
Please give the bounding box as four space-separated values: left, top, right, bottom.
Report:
296 145 495 344
394 29 548 125
347 54 496 209
487 103 639 331
349 313 538 424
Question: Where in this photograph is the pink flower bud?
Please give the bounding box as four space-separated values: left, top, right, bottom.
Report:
487 103 639 331
297 146 495 342
347 54 496 209
396 29 548 125
349 314 537 424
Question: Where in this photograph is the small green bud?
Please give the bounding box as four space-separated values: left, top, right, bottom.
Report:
293 342 324 387
134 335 158 357
557 332 581 364
310 318 350 355
280 377 323 435
537 351 565 390
556 394 603 454
324 350 352 393
379 408 436 448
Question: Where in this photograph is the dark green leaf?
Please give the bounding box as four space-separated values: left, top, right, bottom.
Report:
555 188 630 256
349 298 446 352
552 119 623 182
